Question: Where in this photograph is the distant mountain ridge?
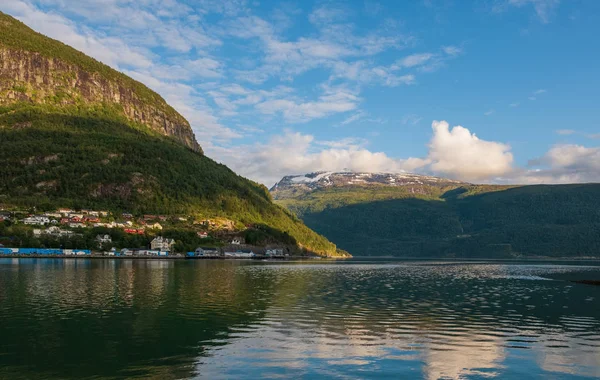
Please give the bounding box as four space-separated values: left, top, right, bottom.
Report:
272 171 600 258
271 171 465 199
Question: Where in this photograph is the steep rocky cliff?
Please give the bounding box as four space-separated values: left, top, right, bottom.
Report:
0 12 201 153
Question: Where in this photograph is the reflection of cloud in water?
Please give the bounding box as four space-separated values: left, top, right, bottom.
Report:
536 316 600 378
422 334 505 379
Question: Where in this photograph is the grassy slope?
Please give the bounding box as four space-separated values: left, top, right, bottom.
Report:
276 183 600 257
0 103 341 257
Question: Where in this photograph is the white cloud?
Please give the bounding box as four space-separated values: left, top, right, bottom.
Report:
401 114 422 125
255 85 360 123
427 121 514 181
484 109 495 116
520 144 600 183
209 120 519 185
309 5 349 25
543 144 600 168
442 45 462 56
393 53 434 69
208 130 419 186
556 129 576 135
340 111 367 126
496 0 560 23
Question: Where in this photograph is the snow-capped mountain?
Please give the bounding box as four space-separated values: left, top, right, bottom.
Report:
270 171 465 196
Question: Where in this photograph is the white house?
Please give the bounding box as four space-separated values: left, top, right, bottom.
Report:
266 249 285 257
121 248 134 256
148 222 163 230
96 234 112 244
230 237 244 245
195 247 220 257
224 250 255 258
23 216 50 225
150 236 176 251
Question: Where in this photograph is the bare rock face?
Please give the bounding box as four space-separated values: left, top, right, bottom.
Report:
0 47 202 153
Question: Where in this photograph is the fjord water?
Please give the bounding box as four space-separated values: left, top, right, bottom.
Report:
0 259 599 379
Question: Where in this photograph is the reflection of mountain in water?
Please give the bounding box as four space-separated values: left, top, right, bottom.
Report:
0 260 599 379
0 259 278 379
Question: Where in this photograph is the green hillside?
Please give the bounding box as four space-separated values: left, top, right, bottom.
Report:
0 103 342 256
276 183 600 258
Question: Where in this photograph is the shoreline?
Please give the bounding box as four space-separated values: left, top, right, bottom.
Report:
0 254 301 260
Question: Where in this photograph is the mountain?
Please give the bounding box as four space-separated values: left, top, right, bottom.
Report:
273 171 600 258
0 12 343 257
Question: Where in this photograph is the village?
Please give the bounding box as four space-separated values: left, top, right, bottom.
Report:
0 208 290 259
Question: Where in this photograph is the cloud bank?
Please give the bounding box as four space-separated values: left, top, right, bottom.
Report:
211 120 599 187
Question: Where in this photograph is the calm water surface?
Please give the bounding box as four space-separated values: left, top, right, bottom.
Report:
0 258 599 379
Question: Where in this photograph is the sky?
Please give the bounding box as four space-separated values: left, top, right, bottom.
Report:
2 0 600 186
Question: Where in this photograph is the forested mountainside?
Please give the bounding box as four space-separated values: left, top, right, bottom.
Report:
273 172 600 258
0 12 343 257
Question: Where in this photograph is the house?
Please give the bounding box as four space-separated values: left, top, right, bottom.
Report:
58 208 73 216
33 226 64 237
106 247 118 256
195 247 220 257
23 216 50 225
96 234 112 244
122 213 133 219
197 231 209 239
44 213 62 218
143 215 157 221
121 248 134 256
63 249 91 256
148 222 163 230
224 249 255 258
98 211 109 217
60 218 70 225
150 236 176 251
124 228 143 235
69 222 85 228
137 249 167 256
230 237 244 245
266 248 285 257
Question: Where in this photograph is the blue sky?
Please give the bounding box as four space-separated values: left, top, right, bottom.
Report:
2 0 599 185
